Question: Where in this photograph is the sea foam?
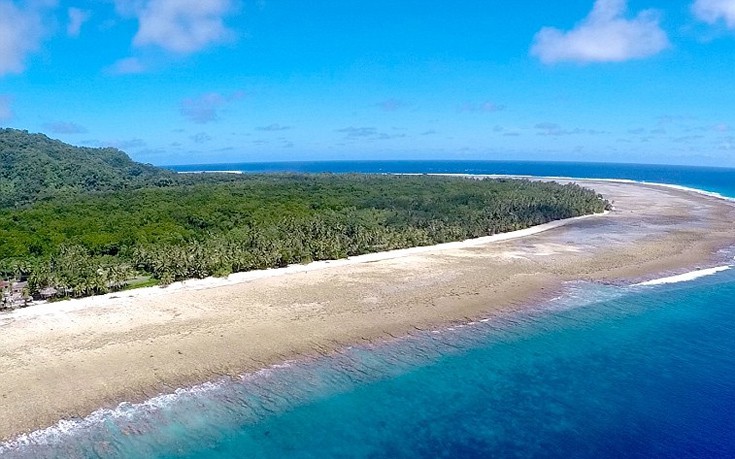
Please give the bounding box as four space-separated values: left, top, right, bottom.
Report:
635 266 733 287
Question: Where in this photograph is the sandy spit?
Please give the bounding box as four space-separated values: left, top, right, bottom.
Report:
1 179 734 441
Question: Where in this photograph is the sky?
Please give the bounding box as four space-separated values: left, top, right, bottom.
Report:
1 0 735 167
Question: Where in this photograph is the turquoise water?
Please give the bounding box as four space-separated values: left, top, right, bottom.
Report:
5 275 735 458
3 163 735 458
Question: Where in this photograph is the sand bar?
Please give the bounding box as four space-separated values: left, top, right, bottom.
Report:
1 179 734 441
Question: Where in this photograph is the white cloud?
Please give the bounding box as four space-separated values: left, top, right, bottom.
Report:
713 123 731 132
67 7 91 37
531 0 669 64
115 0 235 54
457 101 505 113
179 91 243 123
256 123 292 131
180 92 229 124
534 122 605 136
336 126 407 141
0 95 12 121
376 99 409 112
43 121 87 134
191 132 212 143
0 1 48 75
90 138 147 150
693 0 735 28
107 57 147 75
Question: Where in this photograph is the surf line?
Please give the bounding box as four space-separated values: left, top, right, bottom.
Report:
634 265 732 287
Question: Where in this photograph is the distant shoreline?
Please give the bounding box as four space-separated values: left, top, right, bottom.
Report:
172 166 735 203
176 170 244 174
1 179 734 444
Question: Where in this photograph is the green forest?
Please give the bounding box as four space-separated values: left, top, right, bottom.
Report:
0 128 174 208
0 129 610 303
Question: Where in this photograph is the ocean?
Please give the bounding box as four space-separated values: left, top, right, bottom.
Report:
3 161 735 458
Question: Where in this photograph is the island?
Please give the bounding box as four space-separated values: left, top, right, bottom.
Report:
1 130 734 442
1 128 607 303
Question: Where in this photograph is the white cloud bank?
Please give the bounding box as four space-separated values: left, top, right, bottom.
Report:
531 0 669 64
0 0 48 75
692 0 735 28
115 0 235 54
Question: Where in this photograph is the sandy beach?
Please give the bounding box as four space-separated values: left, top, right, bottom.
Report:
1 179 734 442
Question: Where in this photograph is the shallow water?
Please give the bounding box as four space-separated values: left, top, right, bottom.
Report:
4 271 735 458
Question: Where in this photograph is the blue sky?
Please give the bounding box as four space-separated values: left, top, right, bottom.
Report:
2 0 735 166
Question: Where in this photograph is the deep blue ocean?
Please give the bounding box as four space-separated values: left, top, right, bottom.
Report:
3 161 735 458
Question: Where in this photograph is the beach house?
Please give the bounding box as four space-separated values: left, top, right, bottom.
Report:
1 280 29 309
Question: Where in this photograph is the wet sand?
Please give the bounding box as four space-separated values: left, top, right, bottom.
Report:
1 180 734 441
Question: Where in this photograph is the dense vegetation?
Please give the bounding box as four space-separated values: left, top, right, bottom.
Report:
0 128 174 208
0 129 609 302
0 174 609 299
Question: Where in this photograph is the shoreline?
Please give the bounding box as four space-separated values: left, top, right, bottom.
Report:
3 209 608 320
8 261 732 453
1 179 735 443
4 174 726 318
416 173 735 203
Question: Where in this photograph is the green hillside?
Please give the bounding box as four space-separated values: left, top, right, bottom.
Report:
0 128 610 302
0 128 174 208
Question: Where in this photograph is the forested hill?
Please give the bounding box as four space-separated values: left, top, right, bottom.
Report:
0 128 174 208
0 128 611 304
